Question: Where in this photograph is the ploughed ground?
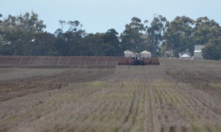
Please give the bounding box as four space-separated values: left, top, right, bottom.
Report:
0 59 221 132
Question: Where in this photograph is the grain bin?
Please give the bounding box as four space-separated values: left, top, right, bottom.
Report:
140 50 151 58
124 50 135 58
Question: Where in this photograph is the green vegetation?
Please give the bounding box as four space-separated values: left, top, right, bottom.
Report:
1 12 221 59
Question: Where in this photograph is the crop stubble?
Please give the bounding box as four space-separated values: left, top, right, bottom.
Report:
0 59 221 132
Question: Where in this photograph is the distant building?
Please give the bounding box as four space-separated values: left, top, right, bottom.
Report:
194 45 204 59
180 53 192 60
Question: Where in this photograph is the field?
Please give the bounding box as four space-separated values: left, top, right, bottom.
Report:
0 57 221 132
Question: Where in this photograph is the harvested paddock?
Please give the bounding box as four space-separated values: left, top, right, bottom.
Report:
0 58 221 132
0 56 120 68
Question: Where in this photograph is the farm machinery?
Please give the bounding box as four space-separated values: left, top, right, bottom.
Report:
118 50 160 65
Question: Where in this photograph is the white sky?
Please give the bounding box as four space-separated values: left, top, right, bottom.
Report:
1 0 221 34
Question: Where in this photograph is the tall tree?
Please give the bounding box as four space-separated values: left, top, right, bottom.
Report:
102 29 122 56
54 20 86 56
163 16 194 57
0 12 46 55
17 12 46 33
80 29 121 56
193 17 221 45
202 37 221 60
31 32 57 56
147 15 168 56
120 17 146 52
81 33 105 56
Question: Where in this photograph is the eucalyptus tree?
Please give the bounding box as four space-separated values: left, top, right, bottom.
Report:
54 20 86 56
30 32 57 56
102 29 122 56
193 17 221 45
0 12 46 55
147 15 168 56
80 29 121 56
120 17 146 52
163 16 194 57
202 37 221 60
81 33 109 56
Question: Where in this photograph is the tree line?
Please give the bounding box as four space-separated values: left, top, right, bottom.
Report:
0 12 221 60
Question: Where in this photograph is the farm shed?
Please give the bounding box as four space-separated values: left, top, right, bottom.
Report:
140 50 151 58
194 45 204 59
180 53 192 60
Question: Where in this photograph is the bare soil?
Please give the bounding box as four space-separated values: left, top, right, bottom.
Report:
0 58 221 132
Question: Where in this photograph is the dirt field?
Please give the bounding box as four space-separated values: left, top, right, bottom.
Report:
0 58 221 132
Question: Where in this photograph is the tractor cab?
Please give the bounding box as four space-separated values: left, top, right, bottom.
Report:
133 54 145 65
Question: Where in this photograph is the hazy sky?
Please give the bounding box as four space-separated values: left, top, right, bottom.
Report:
1 0 221 33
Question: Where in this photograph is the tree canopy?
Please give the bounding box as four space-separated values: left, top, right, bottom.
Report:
0 12 221 60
